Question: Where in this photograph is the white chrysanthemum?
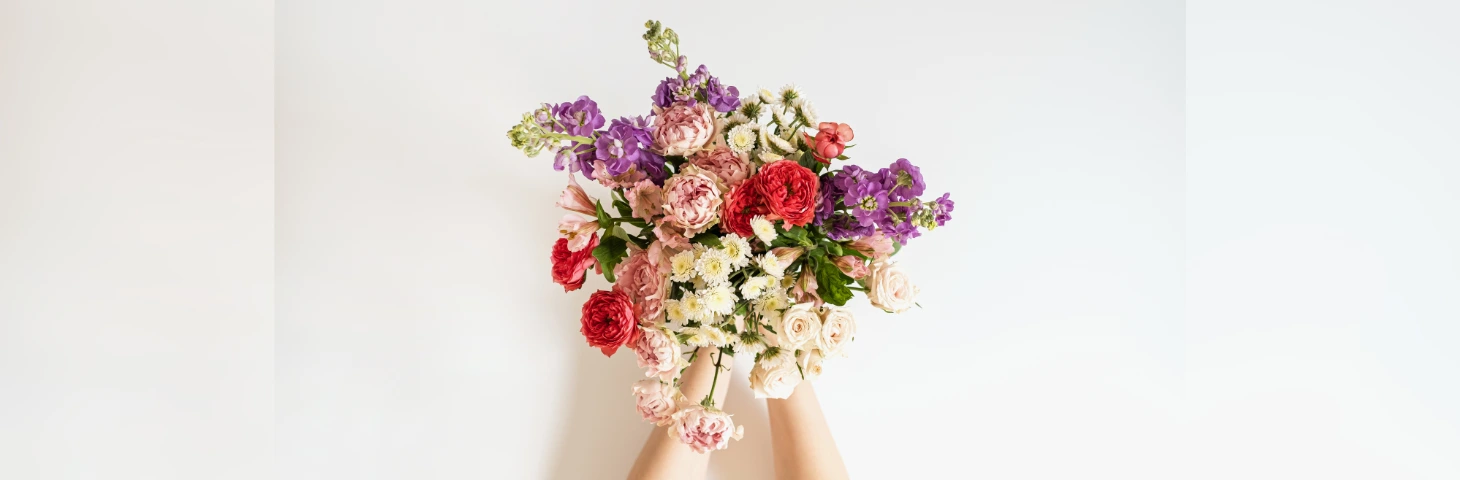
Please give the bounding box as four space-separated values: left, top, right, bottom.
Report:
767 129 796 154
727 111 751 125
779 84 801 104
664 299 687 322
757 149 786 164
794 97 817 126
695 248 733 285
741 93 762 109
681 327 710 348
681 293 710 321
721 234 752 268
670 250 697 282
758 253 784 278
735 334 767 356
740 275 773 300
727 123 757 155
771 105 793 127
750 215 777 245
758 87 778 104
702 285 738 315
703 326 732 347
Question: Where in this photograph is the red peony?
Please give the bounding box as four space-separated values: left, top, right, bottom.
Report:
580 289 639 357
753 160 819 227
720 181 770 238
802 122 854 164
551 233 599 292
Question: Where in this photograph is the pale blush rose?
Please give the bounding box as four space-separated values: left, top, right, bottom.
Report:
749 357 802 399
652 102 716 156
833 255 870 279
847 232 895 260
776 303 822 350
797 349 825 380
592 160 648 188
659 165 725 236
632 379 679 426
614 248 668 324
668 405 744 454
626 180 664 222
555 175 596 216
558 214 600 252
791 267 820 306
633 327 681 381
866 260 919 313
817 305 856 358
688 146 753 187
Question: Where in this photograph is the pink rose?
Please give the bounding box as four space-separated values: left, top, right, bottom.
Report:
847 231 895 260
555 175 596 217
626 180 664 222
833 255 870 279
614 248 668 325
688 146 753 187
652 102 715 156
653 223 691 250
659 165 725 237
632 379 679 426
669 405 744 453
633 326 681 381
557 214 600 252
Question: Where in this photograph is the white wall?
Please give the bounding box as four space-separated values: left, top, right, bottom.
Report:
276 1 1184 478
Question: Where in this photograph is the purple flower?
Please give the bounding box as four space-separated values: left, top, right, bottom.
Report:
704 76 740 113
824 213 874 241
831 165 875 193
880 218 921 245
555 142 597 176
595 127 641 176
652 77 683 108
930 192 954 226
885 158 926 201
814 172 844 225
844 180 890 227
554 96 605 137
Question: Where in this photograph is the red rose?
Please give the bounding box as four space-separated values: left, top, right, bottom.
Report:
753 160 819 227
580 289 639 357
802 122 854 164
720 181 770 238
551 233 599 292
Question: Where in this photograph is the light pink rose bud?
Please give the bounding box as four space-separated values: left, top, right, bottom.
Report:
770 246 805 266
558 214 600 252
791 267 821 306
652 102 716 156
633 327 681 381
833 255 870 279
555 175 597 216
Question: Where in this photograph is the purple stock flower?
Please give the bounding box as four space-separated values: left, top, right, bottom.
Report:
880 216 921 245
885 158 926 200
553 96 605 138
831 165 875 193
814 172 843 225
844 179 890 227
652 77 683 108
554 142 597 176
704 76 740 113
825 213 874 241
594 127 642 176
931 192 954 226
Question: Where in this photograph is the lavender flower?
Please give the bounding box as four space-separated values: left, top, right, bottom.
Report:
814 172 844 225
880 212 921 245
930 193 954 227
594 126 643 176
844 180 890 227
553 96 605 137
885 158 926 200
555 142 597 176
704 76 741 113
824 213 874 241
652 77 684 108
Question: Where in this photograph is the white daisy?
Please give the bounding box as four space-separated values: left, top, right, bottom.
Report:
670 249 698 282
727 123 757 155
664 298 687 322
702 285 738 315
750 215 778 244
735 333 767 356
758 87 778 104
756 289 790 316
771 105 794 127
768 130 797 153
757 150 785 164
681 327 710 348
759 252 786 278
794 97 818 126
740 275 773 300
703 326 732 347
721 234 752 268
726 111 752 126
695 248 733 285
681 293 710 321
779 84 801 104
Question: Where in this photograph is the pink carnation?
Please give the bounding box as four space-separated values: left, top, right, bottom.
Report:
670 405 744 453
688 146 753 187
651 102 715 156
614 247 668 325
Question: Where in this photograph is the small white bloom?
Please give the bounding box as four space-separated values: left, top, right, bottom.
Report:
771 105 793 127
703 326 732 347
664 299 687 322
670 250 698 282
757 149 785 164
759 252 786 278
767 129 797 154
740 275 773 300
735 333 767 356
758 87 778 104
681 327 710 347
726 111 751 125
695 248 733 285
721 234 752 268
681 293 710 321
750 215 777 244
779 84 801 104
756 288 790 314
726 123 757 155
794 97 817 126
701 285 738 315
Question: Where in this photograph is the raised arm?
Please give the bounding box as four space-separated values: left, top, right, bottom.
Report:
627 348 733 480
766 382 849 479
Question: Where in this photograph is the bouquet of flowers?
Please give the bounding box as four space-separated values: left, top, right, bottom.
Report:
507 21 954 453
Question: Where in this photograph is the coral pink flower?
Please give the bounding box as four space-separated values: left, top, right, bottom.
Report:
803 122 854 164
550 234 598 292
753 160 818 227
580 289 639 356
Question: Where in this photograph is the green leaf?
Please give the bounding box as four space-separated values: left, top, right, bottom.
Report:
613 198 633 218
892 240 903 257
782 226 813 247
593 200 612 227
825 242 844 257
834 154 849 160
691 231 723 248
815 258 854 306
592 236 629 283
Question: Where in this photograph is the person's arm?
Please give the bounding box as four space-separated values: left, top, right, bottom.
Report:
767 381 849 480
627 348 732 480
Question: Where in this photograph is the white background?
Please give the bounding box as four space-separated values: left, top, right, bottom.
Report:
1 1 1457 479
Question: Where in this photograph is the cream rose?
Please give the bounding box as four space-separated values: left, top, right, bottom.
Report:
797 348 825 380
632 379 679 426
866 260 919 313
776 303 821 350
817 305 856 358
749 356 802 399
652 102 715 156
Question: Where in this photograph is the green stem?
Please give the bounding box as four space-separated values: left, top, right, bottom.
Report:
703 350 724 408
848 286 867 292
888 201 919 207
